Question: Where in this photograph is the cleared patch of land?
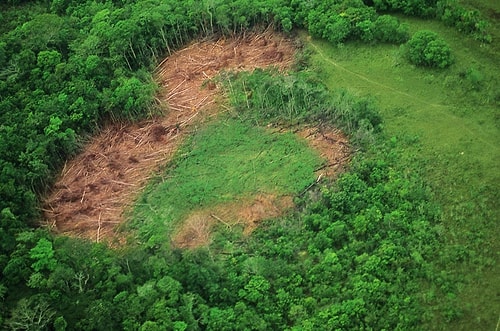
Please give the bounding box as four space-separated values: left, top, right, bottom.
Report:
133 118 350 249
170 125 350 250
44 32 350 244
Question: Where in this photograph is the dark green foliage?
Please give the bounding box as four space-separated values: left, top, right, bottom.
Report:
436 0 491 42
308 11 351 44
105 74 156 120
291 150 445 329
405 30 454 68
373 15 410 43
301 0 409 45
371 0 438 17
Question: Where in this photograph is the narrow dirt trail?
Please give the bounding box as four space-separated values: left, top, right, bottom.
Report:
308 38 498 149
43 32 350 245
308 38 443 107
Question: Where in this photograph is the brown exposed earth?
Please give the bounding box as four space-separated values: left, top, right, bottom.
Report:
172 194 295 249
43 31 350 247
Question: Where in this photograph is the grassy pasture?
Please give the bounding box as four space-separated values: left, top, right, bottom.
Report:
304 14 499 330
131 116 323 247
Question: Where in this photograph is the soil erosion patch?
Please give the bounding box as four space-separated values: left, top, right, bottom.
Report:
44 32 349 244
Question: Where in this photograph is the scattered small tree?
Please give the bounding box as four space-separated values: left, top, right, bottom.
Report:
405 30 453 68
373 15 409 43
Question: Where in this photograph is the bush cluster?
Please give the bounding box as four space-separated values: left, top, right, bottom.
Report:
298 2 410 45
405 30 454 68
436 0 492 43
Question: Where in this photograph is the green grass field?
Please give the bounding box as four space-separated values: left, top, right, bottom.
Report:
304 13 499 330
131 116 323 247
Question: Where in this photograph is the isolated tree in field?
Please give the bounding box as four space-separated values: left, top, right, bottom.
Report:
405 30 453 68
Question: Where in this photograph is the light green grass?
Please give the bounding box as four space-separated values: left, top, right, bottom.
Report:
131 116 323 247
303 14 499 330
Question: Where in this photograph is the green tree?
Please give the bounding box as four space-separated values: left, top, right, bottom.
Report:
373 15 409 43
106 74 155 119
53 316 67 331
36 50 62 71
239 275 270 303
405 30 453 68
6 295 56 331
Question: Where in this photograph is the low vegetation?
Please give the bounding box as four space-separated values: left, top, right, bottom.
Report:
223 70 382 143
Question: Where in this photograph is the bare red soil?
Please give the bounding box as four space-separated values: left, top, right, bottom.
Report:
172 194 295 249
43 32 350 246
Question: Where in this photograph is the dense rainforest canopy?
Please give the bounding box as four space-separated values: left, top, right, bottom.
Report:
0 0 496 330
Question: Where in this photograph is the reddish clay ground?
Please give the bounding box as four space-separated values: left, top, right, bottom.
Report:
172 194 295 249
43 31 350 246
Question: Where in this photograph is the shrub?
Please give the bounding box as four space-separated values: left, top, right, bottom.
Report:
373 15 409 43
372 0 438 17
357 20 375 43
405 30 453 68
323 15 351 45
459 67 484 91
436 0 492 43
